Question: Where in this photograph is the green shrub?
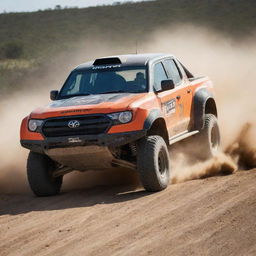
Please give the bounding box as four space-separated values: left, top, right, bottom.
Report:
1 42 24 59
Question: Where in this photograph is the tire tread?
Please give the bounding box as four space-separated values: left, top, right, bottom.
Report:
27 152 62 197
137 135 170 192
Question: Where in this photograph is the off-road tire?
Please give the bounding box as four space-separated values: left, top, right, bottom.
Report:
198 114 220 159
27 151 63 197
137 135 170 192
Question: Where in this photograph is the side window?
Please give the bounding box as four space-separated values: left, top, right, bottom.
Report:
163 59 182 85
153 62 168 91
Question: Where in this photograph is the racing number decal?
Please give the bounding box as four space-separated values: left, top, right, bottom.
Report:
165 99 176 115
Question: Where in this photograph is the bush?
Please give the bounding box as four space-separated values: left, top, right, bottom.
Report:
1 42 24 59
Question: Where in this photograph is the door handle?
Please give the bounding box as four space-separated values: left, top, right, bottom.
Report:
176 95 181 100
187 89 191 93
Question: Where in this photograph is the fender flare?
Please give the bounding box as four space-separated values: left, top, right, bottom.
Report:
143 109 164 130
193 88 217 130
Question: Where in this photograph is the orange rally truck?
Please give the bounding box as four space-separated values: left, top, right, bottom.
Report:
20 54 220 196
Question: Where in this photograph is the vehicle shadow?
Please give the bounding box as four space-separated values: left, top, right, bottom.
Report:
0 184 152 216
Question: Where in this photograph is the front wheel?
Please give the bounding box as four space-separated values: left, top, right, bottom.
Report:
137 135 170 192
27 152 63 197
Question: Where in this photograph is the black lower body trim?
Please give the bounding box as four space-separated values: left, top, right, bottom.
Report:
21 130 146 154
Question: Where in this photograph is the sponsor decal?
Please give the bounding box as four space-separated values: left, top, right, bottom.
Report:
165 99 176 115
68 137 82 143
92 64 121 70
60 109 91 114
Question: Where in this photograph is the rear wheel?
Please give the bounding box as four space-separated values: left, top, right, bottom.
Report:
27 152 63 197
137 135 170 192
199 114 220 159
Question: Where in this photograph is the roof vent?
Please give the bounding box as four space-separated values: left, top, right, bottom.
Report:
93 57 122 66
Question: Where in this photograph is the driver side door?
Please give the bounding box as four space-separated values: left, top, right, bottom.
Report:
153 61 183 137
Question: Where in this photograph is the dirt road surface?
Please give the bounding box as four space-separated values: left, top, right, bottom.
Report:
1 169 256 256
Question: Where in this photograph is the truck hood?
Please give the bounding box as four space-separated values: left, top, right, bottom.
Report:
30 93 148 119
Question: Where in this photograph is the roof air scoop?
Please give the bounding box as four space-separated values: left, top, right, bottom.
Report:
93 57 122 66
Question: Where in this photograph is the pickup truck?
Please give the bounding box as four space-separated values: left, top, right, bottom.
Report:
20 54 220 196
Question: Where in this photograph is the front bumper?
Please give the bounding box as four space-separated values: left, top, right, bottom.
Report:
20 130 146 154
21 130 146 171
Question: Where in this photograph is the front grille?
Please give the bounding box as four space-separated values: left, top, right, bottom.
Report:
42 115 111 137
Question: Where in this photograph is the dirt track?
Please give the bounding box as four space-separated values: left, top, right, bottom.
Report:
1 169 256 256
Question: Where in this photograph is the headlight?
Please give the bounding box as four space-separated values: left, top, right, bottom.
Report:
28 119 44 132
107 111 133 125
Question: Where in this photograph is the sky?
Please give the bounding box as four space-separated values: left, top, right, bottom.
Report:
0 0 144 13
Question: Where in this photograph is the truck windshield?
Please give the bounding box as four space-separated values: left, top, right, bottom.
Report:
59 66 147 98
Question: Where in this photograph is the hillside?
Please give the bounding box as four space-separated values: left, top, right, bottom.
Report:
0 0 255 95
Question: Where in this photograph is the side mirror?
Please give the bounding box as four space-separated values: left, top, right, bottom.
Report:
161 79 175 91
50 90 59 100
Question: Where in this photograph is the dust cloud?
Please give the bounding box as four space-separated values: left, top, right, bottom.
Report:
171 152 237 184
226 122 256 169
0 25 256 193
0 92 50 193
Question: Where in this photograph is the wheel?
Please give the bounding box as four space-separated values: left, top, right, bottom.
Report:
198 114 220 159
137 135 170 192
27 151 63 197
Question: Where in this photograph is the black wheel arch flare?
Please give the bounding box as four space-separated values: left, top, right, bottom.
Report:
143 109 169 144
193 88 218 130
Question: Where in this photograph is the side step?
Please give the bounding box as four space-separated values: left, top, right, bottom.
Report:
169 130 199 145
